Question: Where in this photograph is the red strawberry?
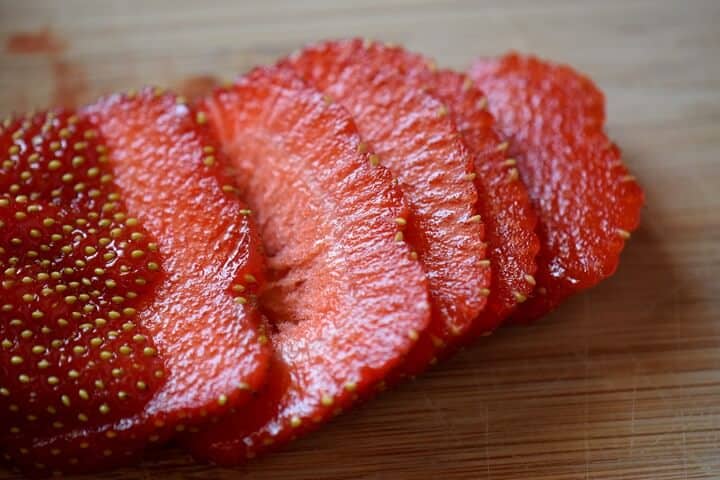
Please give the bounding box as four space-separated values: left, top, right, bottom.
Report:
282 38 490 376
470 54 644 321
350 41 540 335
186 66 431 464
0 90 269 474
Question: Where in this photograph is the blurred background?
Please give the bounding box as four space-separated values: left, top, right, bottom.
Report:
1 1 719 479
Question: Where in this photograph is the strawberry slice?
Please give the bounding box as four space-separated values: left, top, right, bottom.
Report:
283 38 490 375
0 90 269 474
431 70 540 334
352 41 540 335
470 53 644 321
186 66 431 464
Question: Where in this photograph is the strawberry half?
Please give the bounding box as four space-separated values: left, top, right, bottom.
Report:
349 41 540 336
186 66 431 464
0 89 269 474
469 53 644 321
283 38 490 376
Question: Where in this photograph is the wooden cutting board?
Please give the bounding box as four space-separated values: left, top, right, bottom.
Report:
1 0 718 478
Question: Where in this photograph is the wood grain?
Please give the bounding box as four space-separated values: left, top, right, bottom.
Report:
1 0 719 478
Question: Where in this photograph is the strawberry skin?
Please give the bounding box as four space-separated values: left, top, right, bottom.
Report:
0 90 269 475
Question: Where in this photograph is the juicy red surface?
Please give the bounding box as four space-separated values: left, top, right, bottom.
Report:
470 53 644 322
187 66 430 464
0 90 269 474
357 41 540 335
0 111 166 462
432 70 539 334
283 39 489 376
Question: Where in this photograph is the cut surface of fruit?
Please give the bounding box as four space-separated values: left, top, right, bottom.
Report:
283 38 489 374
357 41 539 334
187 66 431 464
470 53 644 321
0 90 268 474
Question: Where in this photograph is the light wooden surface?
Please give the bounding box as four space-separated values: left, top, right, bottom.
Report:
1 0 719 478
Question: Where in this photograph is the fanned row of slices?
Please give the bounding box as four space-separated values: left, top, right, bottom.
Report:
0 39 644 475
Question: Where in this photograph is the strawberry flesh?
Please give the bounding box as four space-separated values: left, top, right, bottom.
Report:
186 66 430 464
350 42 540 335
283 38 490 376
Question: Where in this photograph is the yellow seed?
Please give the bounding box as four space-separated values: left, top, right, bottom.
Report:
479 288 490 297
513 291 528 303
321 394 333 407
10 356 23 365
344 381 357 392
290 416 302 428
408 329 419 341
143 347 156 356
524 274 536 286
99 404 110 414
394 217 407 226
234 296 247 305
218 395 228 406
617 228 631 239
196 112 207 124
369 154 380 167
468 214 482 223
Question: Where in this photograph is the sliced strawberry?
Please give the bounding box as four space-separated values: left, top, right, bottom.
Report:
353 41 540 335
186 66 431 464
470 54 644 321
0 90 269 474
282 38 490 375
432 70 540 334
